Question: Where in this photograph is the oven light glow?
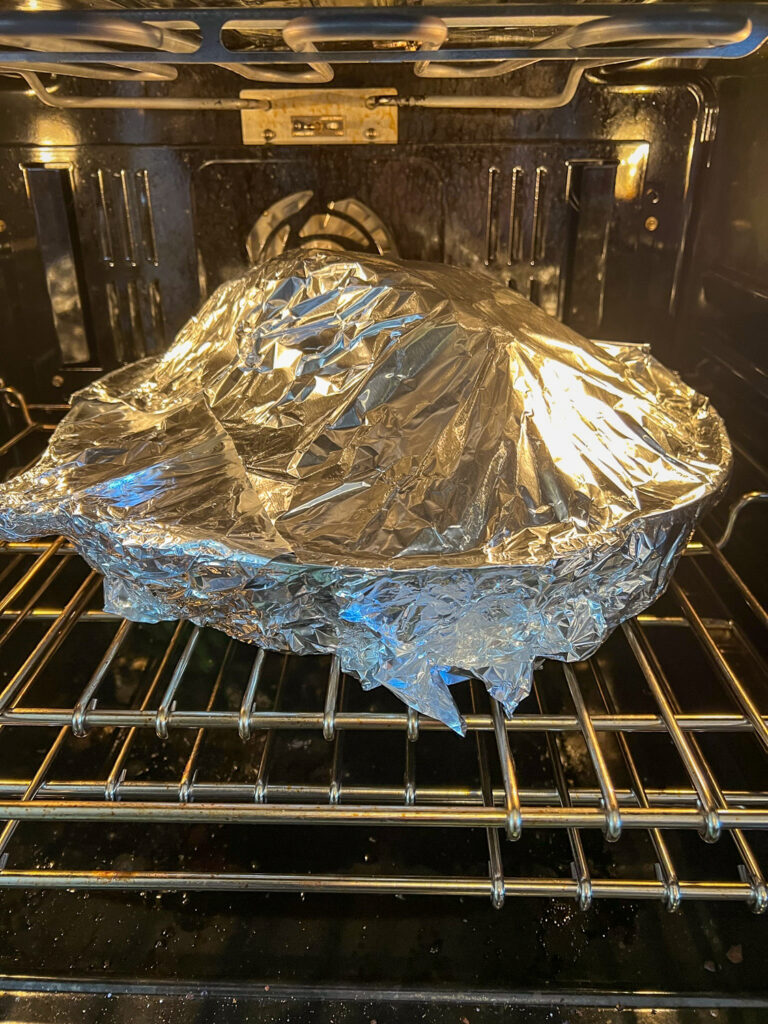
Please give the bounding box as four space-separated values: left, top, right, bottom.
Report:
34 121 78 152
23 0 74 9
615 143 649 202
625 144 646 168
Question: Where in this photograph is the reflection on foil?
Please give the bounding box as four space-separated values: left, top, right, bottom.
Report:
0 252 731 732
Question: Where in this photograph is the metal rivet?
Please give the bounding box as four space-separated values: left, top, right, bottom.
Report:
506 808 523 842
664 878 681 913
179 769 197 804
645 216 659 232
752 882 768 915
700 808 721 844
490 876 505 910
407 707 419 743
51 374 64 388
263 128 275 143
577 878 593 912
364 127 377 141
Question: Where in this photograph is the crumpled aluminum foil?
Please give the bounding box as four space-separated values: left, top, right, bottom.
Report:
0 252 731 733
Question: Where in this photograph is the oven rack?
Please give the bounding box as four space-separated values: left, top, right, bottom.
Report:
0 391 766 910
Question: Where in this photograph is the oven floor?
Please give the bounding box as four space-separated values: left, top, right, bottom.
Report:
0 995 764 1024
0 888 765 1014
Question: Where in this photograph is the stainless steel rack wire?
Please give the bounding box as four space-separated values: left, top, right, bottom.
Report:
0 387 766 910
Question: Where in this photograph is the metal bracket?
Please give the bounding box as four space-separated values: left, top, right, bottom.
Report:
240 88 397 146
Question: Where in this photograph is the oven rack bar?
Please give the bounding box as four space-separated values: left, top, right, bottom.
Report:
0 870 758 906
0 399 765 908
0 799 766 831
3 694 768 735
0 779 764 807
0 607 740 629
3 707 768 735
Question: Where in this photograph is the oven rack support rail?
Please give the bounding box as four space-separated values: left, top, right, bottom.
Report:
0 392 766 910
0 5 766 113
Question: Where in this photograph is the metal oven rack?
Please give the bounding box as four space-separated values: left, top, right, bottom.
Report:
0 386 766 911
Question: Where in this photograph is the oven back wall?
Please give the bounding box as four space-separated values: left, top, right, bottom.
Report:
0 68 706 402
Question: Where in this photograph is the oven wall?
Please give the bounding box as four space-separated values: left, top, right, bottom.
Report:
676 57 768 468
0 63 733 406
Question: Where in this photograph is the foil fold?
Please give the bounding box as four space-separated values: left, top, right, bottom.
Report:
0 252 731 732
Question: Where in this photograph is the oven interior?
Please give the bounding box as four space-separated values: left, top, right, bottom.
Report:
0 4 766 1018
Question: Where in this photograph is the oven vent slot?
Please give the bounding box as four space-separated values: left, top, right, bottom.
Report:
95 168 159 270
561 161 618 335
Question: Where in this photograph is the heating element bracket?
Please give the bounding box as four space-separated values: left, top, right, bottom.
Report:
240 88 398 146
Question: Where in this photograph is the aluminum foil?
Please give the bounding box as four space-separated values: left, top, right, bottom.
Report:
0 252 731 732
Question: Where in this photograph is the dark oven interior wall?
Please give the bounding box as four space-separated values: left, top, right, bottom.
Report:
0 62 765 1010
0 62 730 406
675 54 768 470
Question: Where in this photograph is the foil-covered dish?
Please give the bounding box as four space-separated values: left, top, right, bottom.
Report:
0 252 731 732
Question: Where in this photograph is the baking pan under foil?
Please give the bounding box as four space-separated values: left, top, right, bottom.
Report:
0 253 731 732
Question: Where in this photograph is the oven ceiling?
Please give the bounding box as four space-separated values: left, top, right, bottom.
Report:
0 0 720 7
0 0 478 8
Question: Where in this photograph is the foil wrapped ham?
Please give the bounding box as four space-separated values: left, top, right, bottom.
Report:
0 252 731 732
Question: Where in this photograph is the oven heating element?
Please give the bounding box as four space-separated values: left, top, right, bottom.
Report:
0 5 765 112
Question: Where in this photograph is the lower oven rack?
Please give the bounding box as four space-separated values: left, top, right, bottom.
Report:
0 393 766 910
